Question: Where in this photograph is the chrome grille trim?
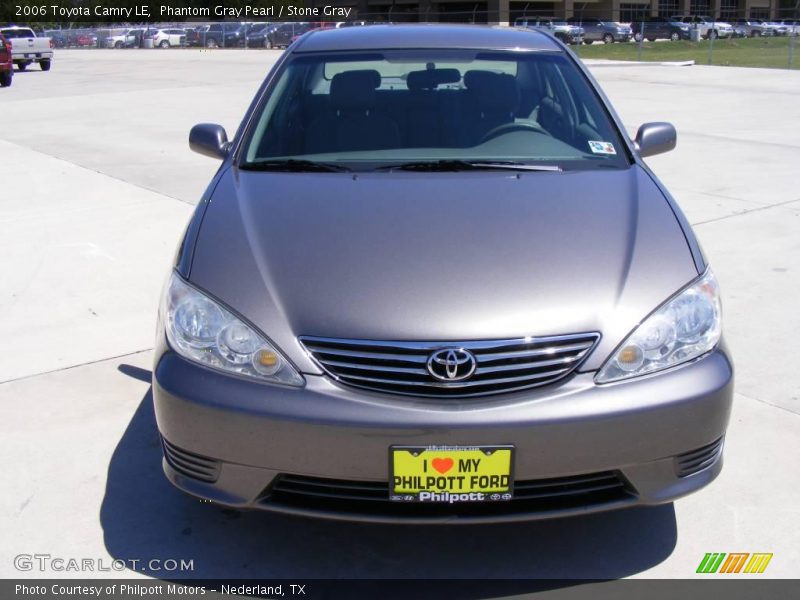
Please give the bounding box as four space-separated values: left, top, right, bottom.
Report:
300 333 600 398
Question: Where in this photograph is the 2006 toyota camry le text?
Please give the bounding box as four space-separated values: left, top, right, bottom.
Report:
153 25 733 522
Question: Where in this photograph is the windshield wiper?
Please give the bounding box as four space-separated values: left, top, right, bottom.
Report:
374 160 562 172
239 159 352 173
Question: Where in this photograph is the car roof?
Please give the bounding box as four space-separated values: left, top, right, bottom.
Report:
293 24 561 53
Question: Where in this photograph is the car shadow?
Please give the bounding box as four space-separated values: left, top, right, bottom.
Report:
100 368 677 589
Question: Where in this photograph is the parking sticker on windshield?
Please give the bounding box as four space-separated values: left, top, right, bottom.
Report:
588 141 617 155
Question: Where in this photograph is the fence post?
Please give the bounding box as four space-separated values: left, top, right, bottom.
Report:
636 19 645 61
708 20 715 65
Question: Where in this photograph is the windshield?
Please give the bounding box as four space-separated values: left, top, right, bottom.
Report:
241 50 630 171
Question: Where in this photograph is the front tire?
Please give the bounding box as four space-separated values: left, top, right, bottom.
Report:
39 59 51 71
670 32 680 41
584 39 593 45
634 32 643 42
206 38 218 49
0 70 12 87
16 61 28 72
707 29 718 40
159 40 170 49
603 33 614 44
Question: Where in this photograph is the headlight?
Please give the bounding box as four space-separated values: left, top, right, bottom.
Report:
595 269 722 383
161 272 304 387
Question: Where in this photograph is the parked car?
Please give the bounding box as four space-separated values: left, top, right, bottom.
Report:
762 20 790 36
245 23 271 47
183 26 205 47
290 22 337 45
515 17 585 44
105 28 144 48
44 30 68 48
729 23 748 38
151 28 186 48
0 33 13 87
732 19 774 37
266 22 311 48
0 27 53 71
567 17 631 43
631 17 691 42
160 25 733 522
672 15 734 39
200 23 244 48
72 32 97 48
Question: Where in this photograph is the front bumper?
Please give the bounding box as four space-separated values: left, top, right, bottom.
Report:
153 341 733 523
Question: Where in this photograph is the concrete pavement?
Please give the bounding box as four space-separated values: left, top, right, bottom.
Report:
1 50 798 581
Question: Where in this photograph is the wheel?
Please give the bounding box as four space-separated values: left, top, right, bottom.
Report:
114 41 122 49
159 40 170 49
0 70 12 87
16 61 27 72
670 32 680 41
39 59 51 71
633 32 643 42
752 31 761 37
584 39 593 45
707 29 718 40
205 38 218 49
603 33 614 44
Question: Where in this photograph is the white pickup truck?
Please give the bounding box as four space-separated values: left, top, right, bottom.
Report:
0 27 53 71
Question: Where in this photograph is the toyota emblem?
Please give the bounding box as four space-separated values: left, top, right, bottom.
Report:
427 348 477 382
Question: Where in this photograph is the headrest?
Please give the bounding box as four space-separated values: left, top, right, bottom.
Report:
464 70 520 114
330 70 381 111
406 68 461 91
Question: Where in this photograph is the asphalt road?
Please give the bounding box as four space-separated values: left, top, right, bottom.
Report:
1 49 798 582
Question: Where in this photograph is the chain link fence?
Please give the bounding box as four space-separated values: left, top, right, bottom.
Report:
21 5 800 70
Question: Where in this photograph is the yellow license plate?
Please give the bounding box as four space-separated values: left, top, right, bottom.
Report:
390 445 514 503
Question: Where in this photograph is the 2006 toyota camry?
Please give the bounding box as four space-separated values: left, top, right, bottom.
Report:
154 25 733 522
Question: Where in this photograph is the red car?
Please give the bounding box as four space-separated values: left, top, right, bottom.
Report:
74 33 96 47
0 34 12 87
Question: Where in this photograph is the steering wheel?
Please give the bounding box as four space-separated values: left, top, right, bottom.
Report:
480 122 546 144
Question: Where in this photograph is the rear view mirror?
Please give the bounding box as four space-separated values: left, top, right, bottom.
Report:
634 122 677 158
189 123 229 160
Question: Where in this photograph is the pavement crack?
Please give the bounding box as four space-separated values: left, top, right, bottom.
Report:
737 392 800 417
693 198 800 226
0 348 153 386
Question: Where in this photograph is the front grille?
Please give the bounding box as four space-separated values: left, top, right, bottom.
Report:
675 437 724 477
263 471 635 518
161 438 221 483
300 333 600 398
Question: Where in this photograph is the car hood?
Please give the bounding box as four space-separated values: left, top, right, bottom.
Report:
190 166 697 374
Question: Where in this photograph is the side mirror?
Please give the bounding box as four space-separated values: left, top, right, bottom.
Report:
634 122 677 158
189 123 229 160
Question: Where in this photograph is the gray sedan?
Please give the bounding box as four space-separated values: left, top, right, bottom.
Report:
154 25 733 523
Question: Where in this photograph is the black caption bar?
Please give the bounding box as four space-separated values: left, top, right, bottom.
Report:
1 1 326 24
3 580 800 600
